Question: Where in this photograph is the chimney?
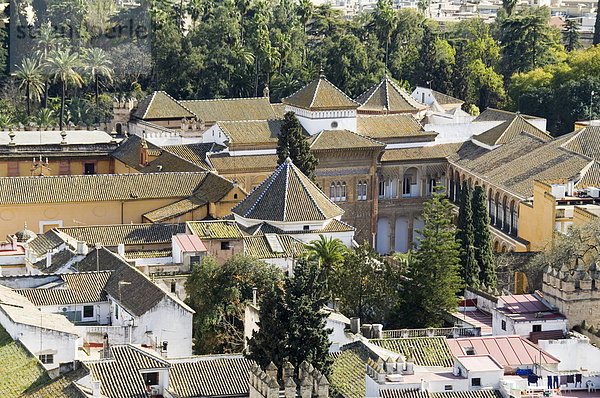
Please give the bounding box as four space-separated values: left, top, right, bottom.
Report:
46 250 52 268
252 287 257 306
77 241 88 255
263 85 270 98
117 244 125 257
139 139 148 167
333 298 340 312
92 380 101 397
350 317 360 334
102 333 111 359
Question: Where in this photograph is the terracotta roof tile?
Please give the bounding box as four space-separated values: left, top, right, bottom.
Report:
187 221 244 239
142 198 203 222
163 143 224 169
133 91 196 120
232 159 344 222
370 337 453 367
243 234 304 258
180 97 279 122
560 126 600 161
356 77 427 113
357 114 436 141
430 89 464 106
473 115 552 147
309 129 385 151
381 143 462 162
282 76 359 110
58 224 186 247
218 119 286 146
208 153 279 173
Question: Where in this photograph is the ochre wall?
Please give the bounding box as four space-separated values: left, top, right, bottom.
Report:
0 158 114 177
518 181 556 251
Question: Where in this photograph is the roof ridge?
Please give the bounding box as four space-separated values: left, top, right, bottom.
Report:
388 78 427 107
157 91 198 118
309 78 321 109
180 96 269 103
232 161 286 217
356 79 384 105
290 163 327 220
322 76 359 105
283 161 290 220
309 130 323 148
139 91 157 119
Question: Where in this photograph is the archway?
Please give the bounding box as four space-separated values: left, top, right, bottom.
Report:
395 218 409 253
376 218 391 255
403 168 419 197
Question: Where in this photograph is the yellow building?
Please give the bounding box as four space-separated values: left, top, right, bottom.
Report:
0 171 244 237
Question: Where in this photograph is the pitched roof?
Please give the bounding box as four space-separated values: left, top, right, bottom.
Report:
58 223 186 247
0 324 53 398
27 229 68 257
430 89 464 106
180 97 280 123
473 108 542 123
473 115 552 147
381 143 462 162
356 77 427 113
282 76 359 111
370 337 453 367
186 221 244 239
218 119 285 146
449 132 591 198
73 247 133 272
243 234 304 258
232 158 344 222
357 114 435 141
560 126 600 161
33 249 79 273
0 172 216 205
21 367 87 398
241 218 355 236
309 129 385 151
330 345 371 398
208 153 279 173
132 91 196 120
446 335 559 367
163 143 224 169
142 198 204 222
382 390 503 398
15 271 111 306
168 355 253 397
174 234 207 252
575 161 600 189
86 344 170 398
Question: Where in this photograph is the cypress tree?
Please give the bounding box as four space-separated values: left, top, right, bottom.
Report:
400 191 463 327
472 185 497 289
457 181 478 286
246 282 289 370
277 111 318 180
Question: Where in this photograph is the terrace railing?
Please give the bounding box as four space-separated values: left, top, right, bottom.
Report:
381 326 481 339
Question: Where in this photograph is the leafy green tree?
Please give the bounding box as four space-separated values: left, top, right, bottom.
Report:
399 191 463 327
563 19 581 52
82 48 113 104
457 181 478 286
453 42 471 104
470 59 505 109
472 185 496 289
45 49 83 129
186 255 283 354
330 242 398 325
247 258 332 375
502 0 518 17
594 0 600 45
33 108 56 129
11 57 44 116
277 111 318 180
415 23 437 88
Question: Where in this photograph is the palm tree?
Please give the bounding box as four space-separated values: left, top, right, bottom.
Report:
34 24 66 108
11 57 44 116
82 47 113 103
306 234 347 284
502 0 518 17
45 49 83 130
372 0 398 70
297 0 313 34
33 108 56 129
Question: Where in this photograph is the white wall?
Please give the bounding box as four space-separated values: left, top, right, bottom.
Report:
285 106 357 135
40 302 111 325
492 309 567 337
327 318 353 353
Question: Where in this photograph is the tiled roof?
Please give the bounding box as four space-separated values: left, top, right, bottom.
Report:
357 114 435 141
271 103 287 118
430 89 464 106
0 324 50 398
22 367 88 398
104 261 193 316
208 153 278 173
86 344 170 398
560 126 600 161
0 172 213 205
473 108 542 123
218 119 285 146
187 221 244 239
382 390 503 398
241 218 355 236
168 355 253 397
381 143 462 162
449 132 591 198
309 129 385 151
112 135 207 172
356 77 427 113
282 76 359 111
575 161 600 189
124 248 172 259
179 97 279 122
15 271 111 306
73 247 133 272
27 229 67 257
232 159 344 222
330 345 371 398
473 115 552 147
447 335 559 367
370 337 453 367
243 234 304 258
58 223 186 247
33 249 78 273
143 198 203 222
132 91 196 120
163 143 224 169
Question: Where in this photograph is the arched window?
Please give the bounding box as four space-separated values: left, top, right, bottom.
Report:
341 182 347 202
336 182 341 202
330 183 335 201
390 179 397 198
358 180 367 201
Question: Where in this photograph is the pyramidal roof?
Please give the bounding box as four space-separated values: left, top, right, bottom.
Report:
282 75 359 111
473 114 552 147
356 76 427 113
132 91 196 120
231 158 344 222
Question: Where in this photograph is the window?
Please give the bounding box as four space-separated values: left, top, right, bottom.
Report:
330 183 336 200
532 324 542 333
303 225 310 231
39 354 54 364
115 304 119 320
170 282 176 293
221 241 230 250
428 178 436 195
403 176 412 196
143 372 159 386
84 163 96 175
465 346 475 355
357 181 367 201
472 378 481 387
336 183 341 202
341 182 346 202
501 320 506 330
379 179 385 198
330 121 338 128
83 305 94 318
234 193 238 199
190 256 200 268
445 385 453 391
